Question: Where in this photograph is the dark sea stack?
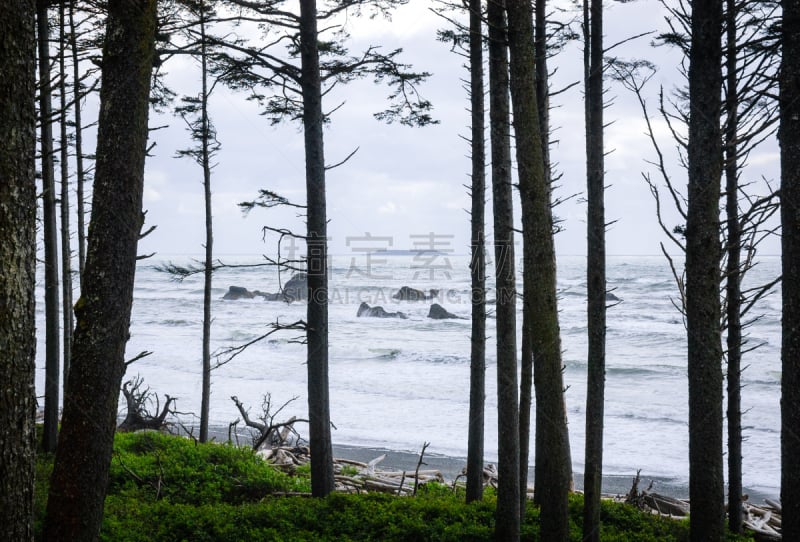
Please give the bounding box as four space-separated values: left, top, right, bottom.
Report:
427 304 460 319
282 273 308 302
357 302 408 319
393 286 439 301
223 286 256 300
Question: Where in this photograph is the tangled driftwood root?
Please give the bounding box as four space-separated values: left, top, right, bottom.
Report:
624 470 783 540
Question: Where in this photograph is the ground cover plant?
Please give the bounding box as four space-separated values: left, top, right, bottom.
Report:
33 431 753 541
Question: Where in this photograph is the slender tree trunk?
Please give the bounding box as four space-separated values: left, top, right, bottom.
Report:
466 0 487 505
506 1 571 539
530 0 574 505
519 310 532 518
582 0 606 539
58 0 74 392
37 0 61 454
0 3 38 539
200 3 213 445
299 0 335 497
487 0 520 537
69 1 87 283
531 0 554 504
44 2 157 539
686 0 725 539
780 0 800 537
724 0 743 532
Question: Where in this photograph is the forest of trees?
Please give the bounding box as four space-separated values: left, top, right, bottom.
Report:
0 0 797 541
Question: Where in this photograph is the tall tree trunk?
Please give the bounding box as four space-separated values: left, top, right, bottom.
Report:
37 0 61 454
466 0 487 505
582 0 606 539
506 0 571 539
0 3 38 539
780 0 800 537
531 0 558 504
724 0 743 532
69 1 87 282
299 0 335 497
487 0 520 537
58 0 74 392
519 300 533 518
199 2 213 445
686 0 725 539
44 1 157 539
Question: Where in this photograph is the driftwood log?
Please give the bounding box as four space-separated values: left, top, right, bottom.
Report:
258 445 446 496
624 470 783 539
742 500 782 540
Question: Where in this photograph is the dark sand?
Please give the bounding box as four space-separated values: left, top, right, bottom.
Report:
332 443 779 504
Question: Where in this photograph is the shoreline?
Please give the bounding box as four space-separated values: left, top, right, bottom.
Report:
331 443 779 505
205 425 779 505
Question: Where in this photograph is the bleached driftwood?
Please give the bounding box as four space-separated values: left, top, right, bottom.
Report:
743 500 782 540
624 471 784 539
259 445 445 496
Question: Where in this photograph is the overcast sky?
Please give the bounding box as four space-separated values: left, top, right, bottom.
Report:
135 0 781 260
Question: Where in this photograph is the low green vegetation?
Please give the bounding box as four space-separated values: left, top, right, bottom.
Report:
33 431 752 541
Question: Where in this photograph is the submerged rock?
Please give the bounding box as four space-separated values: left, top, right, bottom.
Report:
427 303 461 320
393 286 439 301
223 285 256 300
357 302 408 319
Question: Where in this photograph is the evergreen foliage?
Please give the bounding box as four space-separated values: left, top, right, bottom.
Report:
31 432 754 542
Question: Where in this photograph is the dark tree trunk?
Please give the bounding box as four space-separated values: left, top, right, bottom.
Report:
582 0 606 540
531 0 555 505
780 0 800 537
58 0 74 392
466 0 487 505
69 1 87 282
519 309 532 518
0 3 38 539
37 0 61 454
200 3 213 445
299 0 335 498
724 0 743 532
487 0 520 537
44 1 157 539
506 1 571 539
686 0 725 539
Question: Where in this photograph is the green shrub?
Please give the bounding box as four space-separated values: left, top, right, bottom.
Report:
108 431 309 504
33 431 755 541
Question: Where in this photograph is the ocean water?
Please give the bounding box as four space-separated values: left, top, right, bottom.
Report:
35 253 782 496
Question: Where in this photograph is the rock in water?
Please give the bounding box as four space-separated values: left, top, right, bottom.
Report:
223 285 256 300
357 302 408 319
393 286 439 301
606 292 621 302
282 273 307 302
427 303 460 319
223 274 308 302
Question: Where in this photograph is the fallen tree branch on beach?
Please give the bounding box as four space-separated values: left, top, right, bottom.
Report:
742 500 782 540
413 442 430 496
624 470 784 539
260 445 446 496
230 394 307 450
